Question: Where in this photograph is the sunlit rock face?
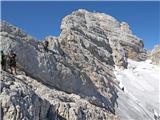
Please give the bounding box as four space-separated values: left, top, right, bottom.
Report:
149 45 160 65
60 9 147 66
0 9 155 120
0 71 119 120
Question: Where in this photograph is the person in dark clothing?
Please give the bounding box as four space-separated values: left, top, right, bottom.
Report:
121 87 124 91
8 51 17 75
43 40 49 52
1 51 6 71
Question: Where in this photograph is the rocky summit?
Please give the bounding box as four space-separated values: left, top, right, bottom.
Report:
0 9 159 120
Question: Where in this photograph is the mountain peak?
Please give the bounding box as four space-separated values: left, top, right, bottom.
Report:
0 10 159 120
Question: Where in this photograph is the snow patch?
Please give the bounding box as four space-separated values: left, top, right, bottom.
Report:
115 59 160 120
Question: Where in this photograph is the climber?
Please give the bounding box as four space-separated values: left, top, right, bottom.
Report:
121 87 124 92
43 40 49 52
118 81 125 92
8 50 17 75
1 50 7 71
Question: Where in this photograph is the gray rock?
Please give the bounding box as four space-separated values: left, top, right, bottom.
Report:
0 9 151 120
149 45 160 65
1 20 118 114
0 71 57 120
0 71 119 120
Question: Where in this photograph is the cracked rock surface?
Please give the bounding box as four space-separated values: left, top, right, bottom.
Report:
0 9 156 120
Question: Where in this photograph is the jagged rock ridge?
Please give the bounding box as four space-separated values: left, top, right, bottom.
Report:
0 9 156 120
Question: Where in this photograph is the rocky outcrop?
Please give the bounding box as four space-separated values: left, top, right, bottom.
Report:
0 9 151 120
1 20 118 114
0 71 119 120
60 9 147 66
0 71 57 120
120 22 132 34
18 73 120 120
149 45 160 65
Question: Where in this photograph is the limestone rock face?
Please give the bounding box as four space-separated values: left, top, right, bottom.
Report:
149 45 160 65
0 9 150 120
1 19 119 114
60 9 147 65
0 71 119 120
17 73 119 120
0 71 57 120
120 22 132 34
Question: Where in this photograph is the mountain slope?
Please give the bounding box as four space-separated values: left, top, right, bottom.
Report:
115 59 160 120
1 71 119 120
0 9 159 120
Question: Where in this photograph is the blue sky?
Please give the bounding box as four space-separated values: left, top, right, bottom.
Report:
1 1 160 50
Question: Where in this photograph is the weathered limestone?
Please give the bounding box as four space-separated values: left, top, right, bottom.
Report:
0 9 151 120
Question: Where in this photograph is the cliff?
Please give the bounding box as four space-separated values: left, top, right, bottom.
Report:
0 9 158 120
